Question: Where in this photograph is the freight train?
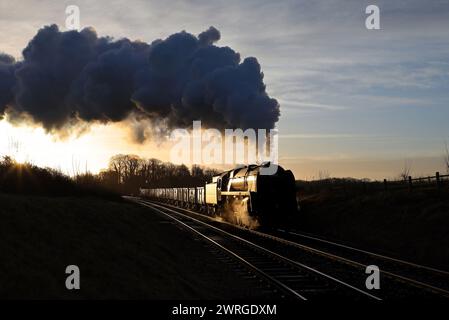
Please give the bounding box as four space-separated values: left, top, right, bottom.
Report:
140 163 298 227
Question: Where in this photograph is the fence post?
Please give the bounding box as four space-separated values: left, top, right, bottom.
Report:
383 179 387 191
436 172 441 190
408 176 412 191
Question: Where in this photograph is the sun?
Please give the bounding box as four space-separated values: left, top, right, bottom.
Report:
14 150 28 164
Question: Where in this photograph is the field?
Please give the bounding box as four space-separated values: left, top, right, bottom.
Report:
295 184 449 270
0 193 266 299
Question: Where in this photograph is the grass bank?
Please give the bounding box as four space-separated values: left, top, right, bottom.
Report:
295 187 449 270
0 193 264 299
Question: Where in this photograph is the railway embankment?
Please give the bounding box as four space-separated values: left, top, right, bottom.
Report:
0 193 268 299
295 187 449 270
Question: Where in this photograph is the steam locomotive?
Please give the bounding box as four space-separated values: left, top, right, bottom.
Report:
140 163 298 227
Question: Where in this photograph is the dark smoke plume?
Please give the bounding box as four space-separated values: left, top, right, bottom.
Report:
0 53 16 117
0 25 280 138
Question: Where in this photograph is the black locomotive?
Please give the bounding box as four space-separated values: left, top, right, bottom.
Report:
140 162 298 227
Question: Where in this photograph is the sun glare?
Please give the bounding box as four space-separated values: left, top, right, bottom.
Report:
0 119 170 175
0 119 104 174
13 151 28 164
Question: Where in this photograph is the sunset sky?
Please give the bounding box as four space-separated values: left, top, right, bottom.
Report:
1 0 449 180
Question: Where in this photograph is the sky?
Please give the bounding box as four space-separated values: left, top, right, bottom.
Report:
1 0 449 180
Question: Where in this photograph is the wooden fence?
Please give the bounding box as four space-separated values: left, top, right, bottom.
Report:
297 171 449 194
383 172 449 191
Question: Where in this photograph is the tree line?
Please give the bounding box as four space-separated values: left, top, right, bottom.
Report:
0 156 115 198
98 154 221 195
0 154 221 197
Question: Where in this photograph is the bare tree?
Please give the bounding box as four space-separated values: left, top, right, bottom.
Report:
191 165 204 177
124 155 141 180
445 142 449 174
399 160 412 181
203 168 221 181
109 154 127 184
318 170 331 181
71 155 81 177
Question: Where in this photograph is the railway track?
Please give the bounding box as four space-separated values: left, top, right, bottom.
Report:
130 198 449 299
129 197 381 301
273 229 449 297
